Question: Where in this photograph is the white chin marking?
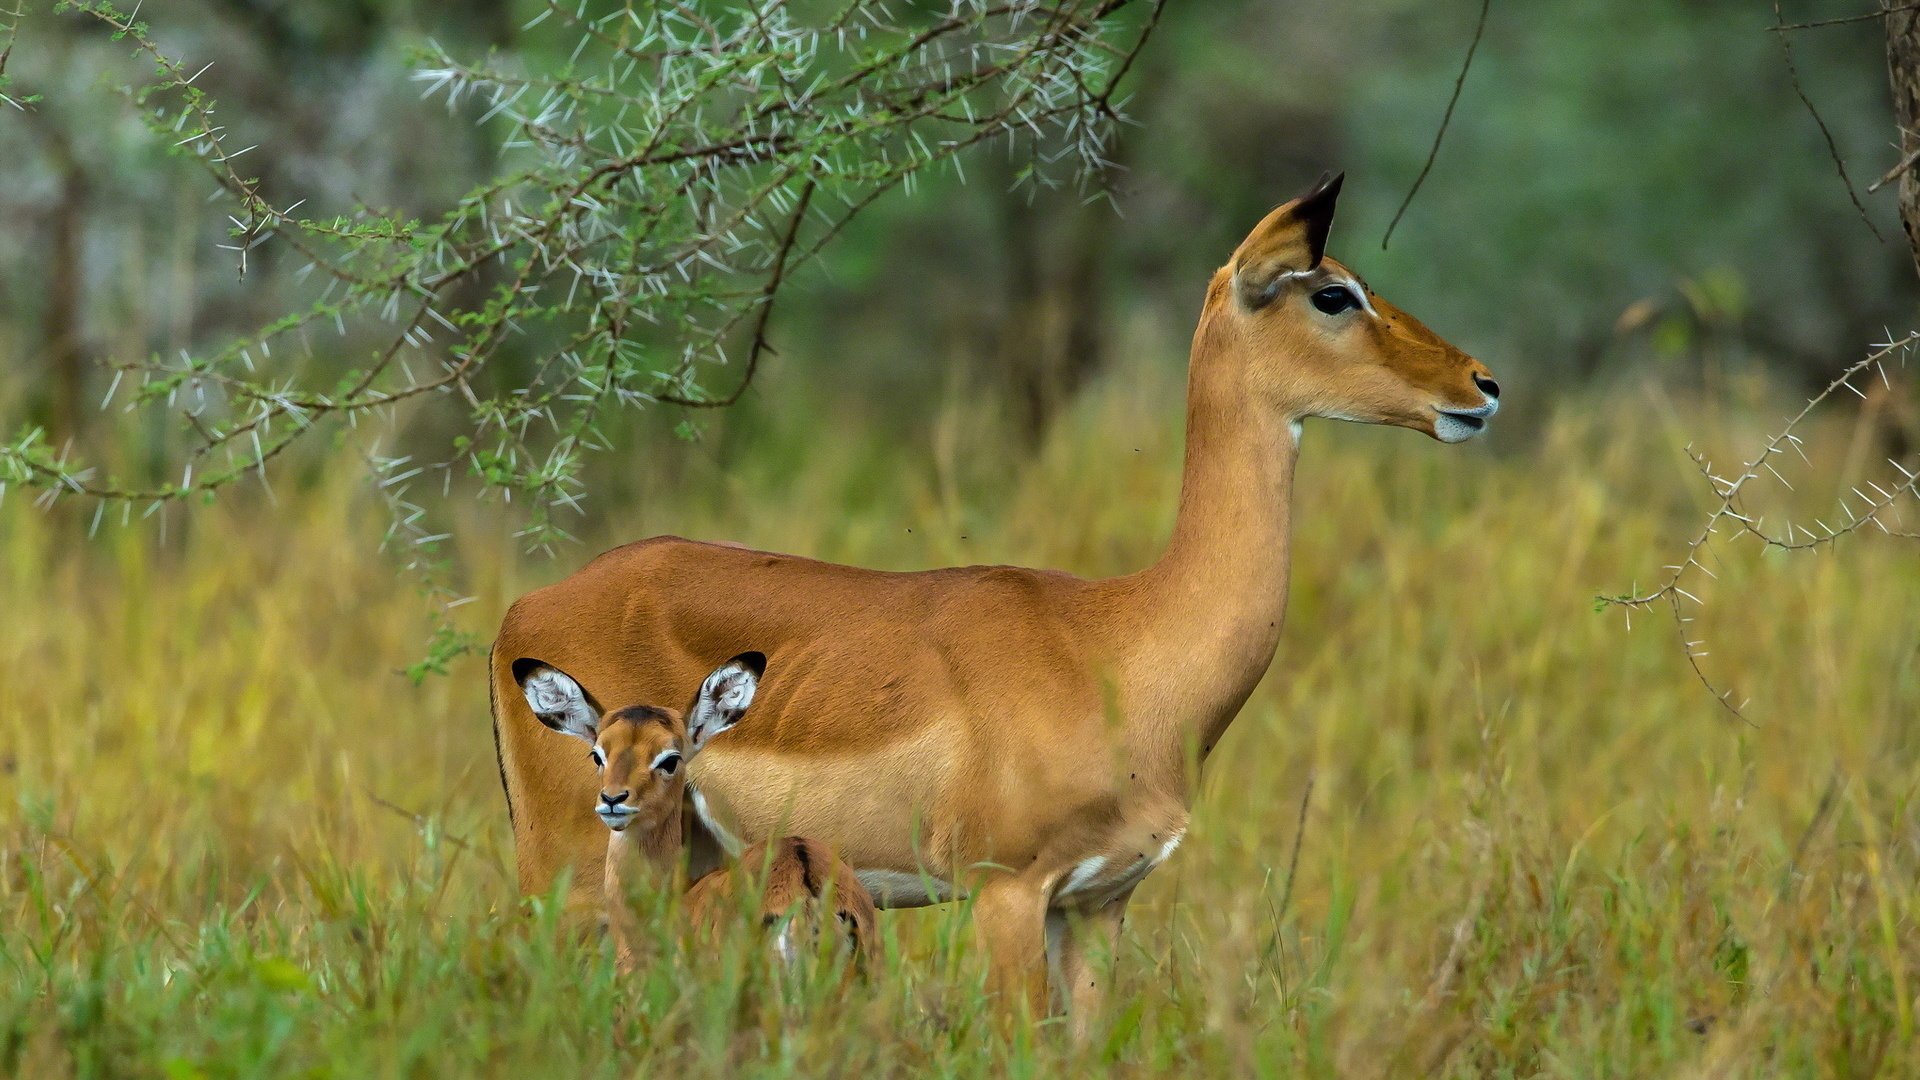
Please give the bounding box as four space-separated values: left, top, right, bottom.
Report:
1433 414 1487 443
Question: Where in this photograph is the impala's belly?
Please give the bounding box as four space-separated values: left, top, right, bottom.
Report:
688 723 962 898
853 869 964 907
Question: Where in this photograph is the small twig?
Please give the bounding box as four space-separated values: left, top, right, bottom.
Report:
1382 0 1491 250
1276 770 1316 921
1769 2 1920 32
362 788 482 856
1868 142 1920 193
1778 770 1843 900
1424 880 1487 1006
1773 1 1884 241
657 178 815 408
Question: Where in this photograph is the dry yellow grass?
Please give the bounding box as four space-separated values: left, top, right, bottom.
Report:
3 361 1917 1076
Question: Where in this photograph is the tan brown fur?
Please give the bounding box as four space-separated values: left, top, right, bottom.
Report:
492 174 1498 1033
685 836 879 970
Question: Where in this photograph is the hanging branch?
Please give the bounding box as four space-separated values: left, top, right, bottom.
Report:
1772 0 1885 241
0 0 1166 671
1381 0 1491 251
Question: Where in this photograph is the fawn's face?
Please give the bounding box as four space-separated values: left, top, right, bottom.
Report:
514 651 767 834
588 707 686 832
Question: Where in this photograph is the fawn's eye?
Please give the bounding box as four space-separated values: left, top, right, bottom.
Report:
1310 286 1360 315
590 748 605 768
653 751 681 776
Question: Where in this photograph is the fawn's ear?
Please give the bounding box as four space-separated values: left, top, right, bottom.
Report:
513 658 600 743
685 651 764 754
1233 171 1344 310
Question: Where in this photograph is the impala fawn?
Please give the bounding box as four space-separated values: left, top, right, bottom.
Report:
515 652 876 975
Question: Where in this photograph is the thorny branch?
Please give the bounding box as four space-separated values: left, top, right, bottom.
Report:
1600 333 1920 720
0 0 1166 669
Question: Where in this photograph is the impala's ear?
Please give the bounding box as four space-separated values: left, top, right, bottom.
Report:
513 658 600 743
1234 171 1344 310
685 651 764 754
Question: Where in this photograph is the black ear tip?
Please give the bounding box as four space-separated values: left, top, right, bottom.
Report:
1284 171 1344 223
510 657 546 686
731 651 767 677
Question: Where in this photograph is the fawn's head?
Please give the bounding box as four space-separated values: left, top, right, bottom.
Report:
1207 172 1500 442
513 652 765 832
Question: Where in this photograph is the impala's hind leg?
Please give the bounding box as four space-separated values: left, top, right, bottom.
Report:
972 875 1050 1020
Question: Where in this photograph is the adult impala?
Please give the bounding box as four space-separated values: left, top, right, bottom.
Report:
489 173 1499 1032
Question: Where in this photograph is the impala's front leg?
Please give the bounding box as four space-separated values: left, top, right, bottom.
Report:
1050 890 1132 1044
971 875 1050 1019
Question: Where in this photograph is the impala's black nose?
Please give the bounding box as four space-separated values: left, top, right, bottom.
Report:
1473 373 1500 400
600 790 629 807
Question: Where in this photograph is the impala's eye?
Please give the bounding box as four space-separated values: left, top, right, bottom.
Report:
590 749 605 768
653 752 681 777
1310 286 1359 315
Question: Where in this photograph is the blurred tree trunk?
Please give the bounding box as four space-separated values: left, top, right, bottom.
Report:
993 180 1109 446
24 102 89 441
1887 8 1920 279
1878 12 1920 459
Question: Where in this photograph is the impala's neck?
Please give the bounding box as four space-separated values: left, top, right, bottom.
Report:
1121 298 1299 760
606 799 691 914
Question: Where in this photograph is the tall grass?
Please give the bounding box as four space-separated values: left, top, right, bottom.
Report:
3 361 1917 1077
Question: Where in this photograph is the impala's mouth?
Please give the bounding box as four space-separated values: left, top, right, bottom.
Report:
598 806 637 830
1433 398 1498 443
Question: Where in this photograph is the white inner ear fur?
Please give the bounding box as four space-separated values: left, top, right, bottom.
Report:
520 666 599 741
687 661 759 752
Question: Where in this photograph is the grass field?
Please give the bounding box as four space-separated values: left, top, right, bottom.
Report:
3 359 1918 1077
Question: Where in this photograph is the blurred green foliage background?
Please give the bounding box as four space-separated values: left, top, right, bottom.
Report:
6 5 1920 1075
2 0 1910 455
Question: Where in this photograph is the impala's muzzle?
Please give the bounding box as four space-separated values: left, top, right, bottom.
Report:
1434 380 1500 444
597 791 636 830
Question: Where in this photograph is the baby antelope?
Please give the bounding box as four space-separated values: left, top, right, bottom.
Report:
515 652 877 974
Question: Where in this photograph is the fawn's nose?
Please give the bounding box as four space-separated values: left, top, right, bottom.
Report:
600 790 630 807
1472 372 1500 400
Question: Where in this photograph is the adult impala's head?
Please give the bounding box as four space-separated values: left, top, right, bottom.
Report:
1210 172 1500 442
513 652 764 832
